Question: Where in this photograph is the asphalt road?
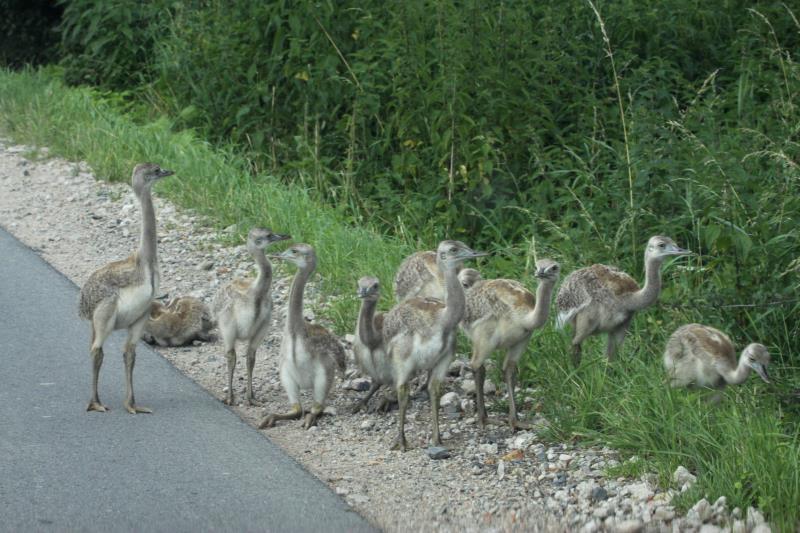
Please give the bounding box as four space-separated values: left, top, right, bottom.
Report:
0 227 375 532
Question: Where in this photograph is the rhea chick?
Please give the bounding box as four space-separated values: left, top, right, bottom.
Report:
403 265 483 396
213 227 290 406
143 296 215 347
664 324 770 390
556 235 689 366
393 249 465 302
384 240 486 451
79 162 173 413
259 244 346 429
458 268 483 289
351 276 394 413
462 259 560 430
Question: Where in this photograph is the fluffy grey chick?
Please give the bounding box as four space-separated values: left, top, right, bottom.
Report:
664 324 770 390
79 162 173 414
384 240 486 451
556 235 689 366
350 276 395 413
461 259 560 430
259 244 346 430
393 249 465 302
213 227 290 406
143 296 215 346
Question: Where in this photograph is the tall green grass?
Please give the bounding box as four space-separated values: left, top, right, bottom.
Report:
523 326 800 529
1 68 798 529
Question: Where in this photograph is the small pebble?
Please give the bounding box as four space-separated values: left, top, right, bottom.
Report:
426 447 451 460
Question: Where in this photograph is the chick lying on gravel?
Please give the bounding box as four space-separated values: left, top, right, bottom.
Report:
143 296 216 346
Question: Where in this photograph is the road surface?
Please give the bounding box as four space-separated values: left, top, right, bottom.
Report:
0 227 375 532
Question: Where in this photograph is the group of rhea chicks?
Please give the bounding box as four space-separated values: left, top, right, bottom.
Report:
78 163 772 451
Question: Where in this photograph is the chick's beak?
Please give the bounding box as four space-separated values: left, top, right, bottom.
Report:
667 245 691 256
465 249 488 259
753 362 770 384
269 233 291 243
268 250 291 261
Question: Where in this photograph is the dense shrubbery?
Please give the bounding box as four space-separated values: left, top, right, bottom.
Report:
0 0 62 67
58 0 173 87
56 2 799 239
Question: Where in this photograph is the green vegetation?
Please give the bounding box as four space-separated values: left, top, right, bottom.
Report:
2 0 799 528
0 69 408 330
0 0 62 67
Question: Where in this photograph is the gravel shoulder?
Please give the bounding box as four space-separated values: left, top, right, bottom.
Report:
0 140 770 533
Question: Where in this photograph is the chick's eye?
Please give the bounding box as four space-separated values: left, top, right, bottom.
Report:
658 243 665 248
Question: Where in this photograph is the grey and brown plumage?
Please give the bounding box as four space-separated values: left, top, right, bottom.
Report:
664 324 770 389
384 240 486 451
461 259 560 430
213 227 289 406
555 235 690 366
142 296 215 347
79 162 173 414
408 266 483 396
259 244 346 429
393 250 464 302
457 268 483 289
350 276 394 413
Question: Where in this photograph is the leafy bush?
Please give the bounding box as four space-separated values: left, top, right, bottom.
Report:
58 0 172 88
0 0 63 68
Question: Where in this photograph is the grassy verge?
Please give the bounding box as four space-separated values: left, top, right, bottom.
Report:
523 327 799 525
0 68 409 331
1 68 797 529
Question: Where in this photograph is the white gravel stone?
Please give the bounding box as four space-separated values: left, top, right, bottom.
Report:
652 506 675 521
615 519 643 533
746 507 766 529
440 391 460 407
349 494 370 505
593 506 612 519
479 443 498 455
507 431 535 450
626 482 653 501
672 465 696 489
688 498 712 524
712 496 727 512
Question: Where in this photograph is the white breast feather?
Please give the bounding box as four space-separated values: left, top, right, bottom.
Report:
556 301 588 330
115 266 154 328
